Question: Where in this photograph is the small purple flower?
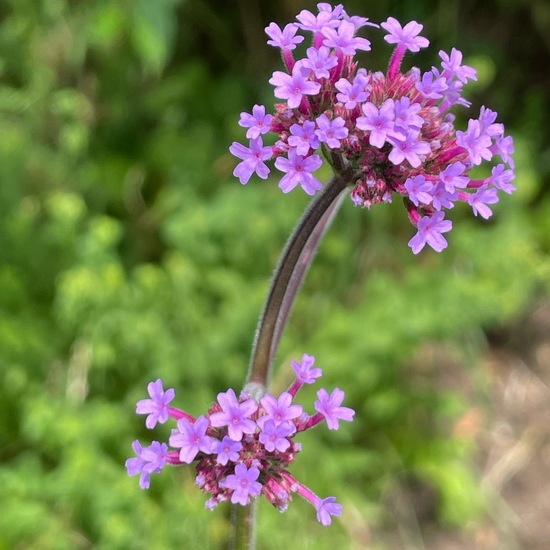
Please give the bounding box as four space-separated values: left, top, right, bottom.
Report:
274 149 323 196
224 463 262 505
335 72 370 109
431 182 457 211
315 115 348 149
238 105 273 139
265 22 304 50
388 131 431 168
229 4 515 254
258 391 303 428
415 70 447 99
316 496 343 526
269 66 321 109
478 106 504 137
491 164 516 194
127 352 355 522
494 135 515 168
314 388 355 430
299 46 338 80
229 137 273 184
259 420 294 452
439 162 469 192
215 436 243 466
405 175 433 206
456 119 493 166
296 8 340 33
126 440 168 489
169 415 215 464
209 388 258 441
439 48 477 83
356 99 402 148
321 20 371 55
292 353 322 384
467 184 499 219
381 17 429 52
288 120 320 156
136 379 175 429
393 97 423 134
408 211 453 254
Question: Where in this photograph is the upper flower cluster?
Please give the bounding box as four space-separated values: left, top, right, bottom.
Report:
229 3 515 253
126 354 354 526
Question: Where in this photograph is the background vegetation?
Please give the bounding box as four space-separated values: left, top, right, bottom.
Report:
0 0 549 548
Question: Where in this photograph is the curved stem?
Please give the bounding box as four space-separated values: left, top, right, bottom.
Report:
235 159 357 549
245 166 355 391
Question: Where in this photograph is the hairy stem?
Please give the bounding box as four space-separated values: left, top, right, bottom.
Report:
246 166 355 391
235 159 357 549
230 500 256 550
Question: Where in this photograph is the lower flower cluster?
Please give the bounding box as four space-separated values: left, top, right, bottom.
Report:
126 354 354 526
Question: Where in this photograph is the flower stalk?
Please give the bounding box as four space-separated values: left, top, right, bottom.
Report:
246 162 356 394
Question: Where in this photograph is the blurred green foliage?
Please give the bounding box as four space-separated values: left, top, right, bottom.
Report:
0 0 549 548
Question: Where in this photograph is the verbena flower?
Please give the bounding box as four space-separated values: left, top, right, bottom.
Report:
126 354 354 526
136 379 175 429
229 3 515 254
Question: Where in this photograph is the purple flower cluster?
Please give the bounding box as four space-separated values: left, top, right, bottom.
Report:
126 354 354 526
229 3 515 254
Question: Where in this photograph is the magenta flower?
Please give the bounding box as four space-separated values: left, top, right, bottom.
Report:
265 22 304 50
292 353 322 385
356 99 402 148
127 358 355 525
300 46 338 79
491 164 516 194
230 4 515 253
224 464 262 505
209 388 258 441
288 120 320 155
259 420 294 452
321 20 371 55
215 436 243 466
467 185 499 219
136 379 175 429
405 175 433 207
381 17 429 52
258 391 303 428
456 119 493 166
315 114 348 149
296 8 340 32
125 440 168 489
269 65 321 109
416 70 447 99
238 105 273 139
316 496 343 526
388 131 431 168
393 96 423 133
431 182 457 211
439 48 477 83
439 162 469 192
408 211 453 254
478 106 504 137
169 415 215 463
335 72 370 109
314 388 355 430
274 149 323 195
229 137 273 184
495 135 515 167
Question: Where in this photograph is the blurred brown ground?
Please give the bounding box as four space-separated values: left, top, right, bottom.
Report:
357 300 550 550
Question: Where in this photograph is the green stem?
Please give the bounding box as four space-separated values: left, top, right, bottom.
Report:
246 163 356 392
230 500 257 550
234 159 358 550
